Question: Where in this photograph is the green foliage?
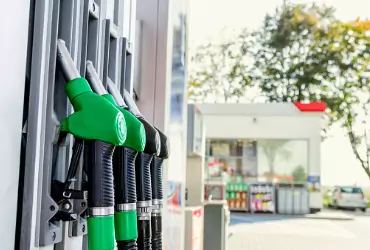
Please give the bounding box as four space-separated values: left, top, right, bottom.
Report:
188 33 254 102
291 165 307 182
254 3 337 103
188 1 370 180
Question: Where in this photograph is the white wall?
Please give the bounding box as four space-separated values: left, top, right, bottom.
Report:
0 0 30 249
203 115 321 139
201 107 323 209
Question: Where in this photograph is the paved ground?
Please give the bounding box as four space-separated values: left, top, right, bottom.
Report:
228 211 370 250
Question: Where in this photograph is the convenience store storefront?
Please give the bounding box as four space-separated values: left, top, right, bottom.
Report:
197 102 325 213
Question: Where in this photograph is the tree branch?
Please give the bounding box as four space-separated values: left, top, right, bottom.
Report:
346 121 368 175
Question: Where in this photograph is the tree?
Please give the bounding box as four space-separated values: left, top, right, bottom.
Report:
259 139 292 180
188 32 254 103
292 165 307 182
188 2 370 180
254 3 336 102
254 3 370 180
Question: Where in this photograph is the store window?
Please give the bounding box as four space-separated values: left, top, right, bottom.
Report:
205 139 308 182
209 139 243 157
205 139 256 180
257 139 308 182
206 157 243 178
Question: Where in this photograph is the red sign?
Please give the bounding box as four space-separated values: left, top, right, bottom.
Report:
192 208 203 250
293 102 327 112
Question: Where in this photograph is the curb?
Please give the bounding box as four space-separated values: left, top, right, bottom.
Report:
304 214 354 221
229 212 354 225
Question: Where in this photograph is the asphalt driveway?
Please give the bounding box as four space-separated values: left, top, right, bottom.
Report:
228 211 370 250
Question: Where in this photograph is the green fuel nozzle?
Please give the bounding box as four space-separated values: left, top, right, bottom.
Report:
57 40 126 146
86 62 146 250
57 39 126 250
86 61 146 152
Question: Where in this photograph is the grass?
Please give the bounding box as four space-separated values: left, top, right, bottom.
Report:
323 197 329 207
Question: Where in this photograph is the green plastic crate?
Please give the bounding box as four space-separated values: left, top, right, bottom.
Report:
236 175 242 183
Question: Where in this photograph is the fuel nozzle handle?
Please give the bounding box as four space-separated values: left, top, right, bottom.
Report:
84 140 116 250
85 62 147 249
56 39 126 146
135 120 160 250
121 90 161 250
86 61 108 95
107 79 127 108
134 119 160 207
151 129 169 202
123 89 144 119
57 39 80 80
150 129 169 250
57 40 125 250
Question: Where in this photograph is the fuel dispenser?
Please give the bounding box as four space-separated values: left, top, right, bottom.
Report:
14 1 173 249
62 43 169 250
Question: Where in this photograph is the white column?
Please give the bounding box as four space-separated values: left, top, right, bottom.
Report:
0 0 30 249
309 135 322 209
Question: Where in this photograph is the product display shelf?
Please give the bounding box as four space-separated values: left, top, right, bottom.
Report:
249 182 275 214
226 182 249 212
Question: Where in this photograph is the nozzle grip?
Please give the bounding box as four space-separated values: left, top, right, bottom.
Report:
150 156 163 201
85 140 115 208
113 147 138 205
117 240 137 250
135 152 153 202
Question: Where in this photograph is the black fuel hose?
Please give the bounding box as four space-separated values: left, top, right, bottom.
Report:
150 129 169 250
114 146 138 250
136 118 160 250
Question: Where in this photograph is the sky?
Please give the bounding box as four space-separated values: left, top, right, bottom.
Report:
187 0 370 186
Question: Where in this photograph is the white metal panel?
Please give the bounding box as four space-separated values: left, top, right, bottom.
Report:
202 115 321 139
128 0 138 95
136 0 173 130
136 1 185 250
154 0 173 132
0 1 30 249
136 0 160 124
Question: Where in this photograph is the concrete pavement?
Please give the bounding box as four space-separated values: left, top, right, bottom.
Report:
228 211 370 250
